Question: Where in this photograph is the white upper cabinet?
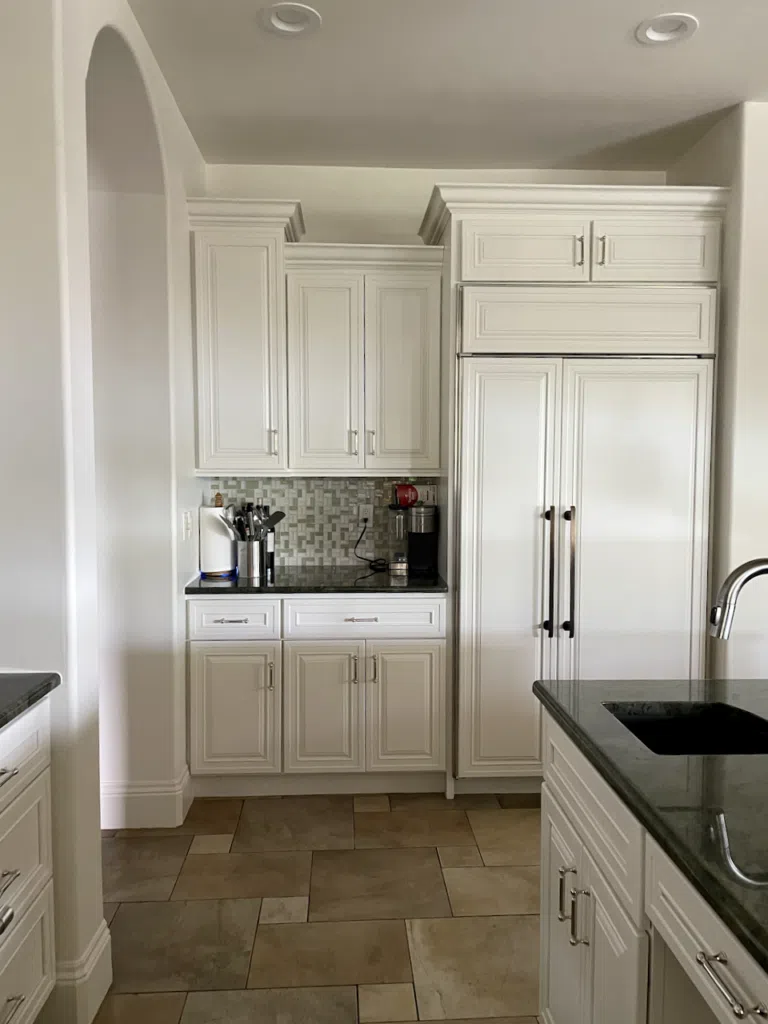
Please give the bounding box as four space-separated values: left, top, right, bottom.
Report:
590 218 721 283
287 270 365 470
190 199 303 475
461 216 591 282
461 285 717 355
364 271 441 471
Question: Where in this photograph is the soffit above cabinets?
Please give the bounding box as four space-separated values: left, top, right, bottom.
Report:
129 0 768 168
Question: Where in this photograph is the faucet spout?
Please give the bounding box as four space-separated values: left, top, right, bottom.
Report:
709 558 768 639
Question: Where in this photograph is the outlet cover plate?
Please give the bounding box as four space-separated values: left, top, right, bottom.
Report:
358 503 374 524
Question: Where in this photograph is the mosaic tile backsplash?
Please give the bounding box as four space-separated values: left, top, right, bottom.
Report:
207 478 438 567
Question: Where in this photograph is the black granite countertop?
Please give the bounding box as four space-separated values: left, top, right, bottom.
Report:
185 567 449 595
534 678 768 974
0 672 60 730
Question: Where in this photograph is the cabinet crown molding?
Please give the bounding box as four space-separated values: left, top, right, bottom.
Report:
286 242 443 268
419 183 730 244
188 197 305 241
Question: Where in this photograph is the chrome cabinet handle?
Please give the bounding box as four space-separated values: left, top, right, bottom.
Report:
696 952 768 1018
369 430 376 456
0 769 19 791
562 506 576 639
557 866 576 921
213 617 249 624
543 507 556 638
0 996 25 1024
350 429 359 457
370 655 378 684
568 888 590 946
344 617 379 623
0 906 14 937
575 234 585 267
0 871 20 901
267 662 275 691
350 655 359 685
270 428 279 456
597 234 607 266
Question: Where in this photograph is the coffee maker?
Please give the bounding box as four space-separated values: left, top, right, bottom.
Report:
388 504 439 578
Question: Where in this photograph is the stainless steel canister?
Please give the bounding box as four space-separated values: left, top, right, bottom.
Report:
237 540 263 581
407 505 437 533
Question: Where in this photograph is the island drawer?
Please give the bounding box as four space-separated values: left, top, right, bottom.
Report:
188 599 281 640
646 838 768 1024
0 703 50 819
0 771 51 947
283 598 446 639
542 713 644 924
0 881 55 1023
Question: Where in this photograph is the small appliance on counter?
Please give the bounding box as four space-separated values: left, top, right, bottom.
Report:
387 501 439 578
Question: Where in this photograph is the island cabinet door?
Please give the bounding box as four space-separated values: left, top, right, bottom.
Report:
189 642 282 775
284 641 366 772
581 849 648 1024
540 785 585 1024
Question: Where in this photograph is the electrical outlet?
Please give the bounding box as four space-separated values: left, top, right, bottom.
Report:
358 503 374 524
181 509 193 541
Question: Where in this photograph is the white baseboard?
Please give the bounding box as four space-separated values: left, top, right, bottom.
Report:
192 772 447 798
38 921 112 1024
101 766 192 829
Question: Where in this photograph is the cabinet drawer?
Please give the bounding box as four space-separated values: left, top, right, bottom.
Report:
284 598 446 639
542 714 644 924
461 285 717 355
0 882 55 1024
0 772 51 942
187 599 281 640
0 704 50 819
460 216 591 282
591 218 721 283
646 838 768 1024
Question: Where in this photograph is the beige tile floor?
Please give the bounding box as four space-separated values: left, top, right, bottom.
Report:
97 793 541 1024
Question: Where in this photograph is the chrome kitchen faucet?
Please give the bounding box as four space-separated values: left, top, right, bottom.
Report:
709 558 768 639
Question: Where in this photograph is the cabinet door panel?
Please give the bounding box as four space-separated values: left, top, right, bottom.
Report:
583 851 648 1024
366 641 445 771
461 216 590 282
189 642 281 774
194 230 287 472
364 271 441 472
540 785 584 1024
559 360 712 682
591 218 721 283
284 642 365 772
287 271 365 470
458 359 560 776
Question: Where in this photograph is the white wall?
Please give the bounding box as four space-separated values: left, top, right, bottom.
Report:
669 104 768 679
0 1 204 1021
205 164 666 242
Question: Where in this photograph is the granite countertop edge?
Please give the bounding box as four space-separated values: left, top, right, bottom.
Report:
184 574 449 595
0 672 61 731
533 682 768 974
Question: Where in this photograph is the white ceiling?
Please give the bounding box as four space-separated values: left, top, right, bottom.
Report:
127 0 768 168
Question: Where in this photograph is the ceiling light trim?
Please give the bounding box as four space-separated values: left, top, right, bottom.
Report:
635 12 699 45
260 2 322 37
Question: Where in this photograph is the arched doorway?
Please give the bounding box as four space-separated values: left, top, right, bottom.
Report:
86 28 177 829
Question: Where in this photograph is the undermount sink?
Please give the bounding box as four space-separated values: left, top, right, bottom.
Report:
603 701 768 755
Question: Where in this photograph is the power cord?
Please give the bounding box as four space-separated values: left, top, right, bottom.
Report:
354 518 388 573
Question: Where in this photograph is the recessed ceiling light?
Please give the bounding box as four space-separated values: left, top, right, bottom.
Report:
635 12 699 44
260 2 322 37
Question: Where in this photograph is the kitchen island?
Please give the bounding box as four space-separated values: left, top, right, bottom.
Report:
534 677 768 1024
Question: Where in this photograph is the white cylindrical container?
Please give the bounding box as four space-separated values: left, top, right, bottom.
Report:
200 507 236 576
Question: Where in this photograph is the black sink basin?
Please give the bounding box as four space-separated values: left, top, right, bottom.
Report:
603 701 768 755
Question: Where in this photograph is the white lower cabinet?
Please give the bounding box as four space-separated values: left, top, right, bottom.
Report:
540 783 647 1024
189 642 282 774
284 642 366 773
284 639 446 774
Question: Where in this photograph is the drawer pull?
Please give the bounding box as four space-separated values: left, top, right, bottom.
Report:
0 905 14 936
569 888 590 946
0 871 20 900
344 617 379 623
213 617 249 625
350 655 359 685
557 866 576 921
696 952 768 1018
370 655 378 684
267 662 275 691
0 770 18 791
0 996 24 1024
